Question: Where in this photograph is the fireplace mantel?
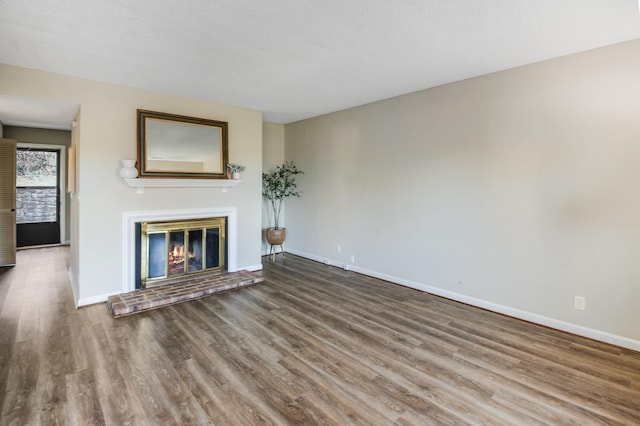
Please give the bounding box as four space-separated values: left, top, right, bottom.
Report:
124 178 242 194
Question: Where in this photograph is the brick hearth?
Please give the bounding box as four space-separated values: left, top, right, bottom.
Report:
106 270 264 317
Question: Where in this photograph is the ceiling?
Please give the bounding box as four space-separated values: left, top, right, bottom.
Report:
0 95 79 131
1 0 639 130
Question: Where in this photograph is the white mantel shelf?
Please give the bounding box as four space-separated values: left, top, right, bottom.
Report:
124 178 242 194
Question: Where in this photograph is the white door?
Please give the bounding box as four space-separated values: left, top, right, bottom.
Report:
0 138 17 266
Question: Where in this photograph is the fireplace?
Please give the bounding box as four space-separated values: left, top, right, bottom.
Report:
136 217 227 289
123 207 238 293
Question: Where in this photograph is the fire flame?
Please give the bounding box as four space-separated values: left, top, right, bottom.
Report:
169 244 185 266
168 244 198 265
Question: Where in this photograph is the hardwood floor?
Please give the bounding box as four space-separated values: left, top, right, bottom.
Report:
1 247 639 425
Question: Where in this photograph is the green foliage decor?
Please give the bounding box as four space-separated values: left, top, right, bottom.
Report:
227 163 245 173
262 161 303 229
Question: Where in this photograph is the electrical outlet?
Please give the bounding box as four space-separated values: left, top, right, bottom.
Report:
350 255 355 264
337 244 341 254
574 296 586 311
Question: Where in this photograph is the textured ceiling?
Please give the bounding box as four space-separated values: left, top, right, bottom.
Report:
1 0 640 128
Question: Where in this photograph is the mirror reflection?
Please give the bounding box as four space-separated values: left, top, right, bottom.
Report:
137 110 229 178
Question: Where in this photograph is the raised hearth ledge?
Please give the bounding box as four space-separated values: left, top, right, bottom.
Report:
122 207 238 293
107 270 264 317
124 178 242 194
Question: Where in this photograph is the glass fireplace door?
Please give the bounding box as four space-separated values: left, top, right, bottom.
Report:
140 217 225 288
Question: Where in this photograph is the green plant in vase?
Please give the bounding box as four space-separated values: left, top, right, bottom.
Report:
262 161 303 258
227 163 245 179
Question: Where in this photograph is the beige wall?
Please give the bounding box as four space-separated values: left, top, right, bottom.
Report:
4 126 72 243
285 39 640 349
262 122 285 254
0 64 263 304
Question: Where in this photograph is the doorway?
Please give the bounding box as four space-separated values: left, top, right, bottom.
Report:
16 148 61 247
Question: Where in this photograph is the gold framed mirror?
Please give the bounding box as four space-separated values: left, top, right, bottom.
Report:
137 109 229 179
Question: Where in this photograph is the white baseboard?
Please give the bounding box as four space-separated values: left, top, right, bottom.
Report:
286 248 640 352
77 291 121 307
261 247 284 257
243 264 263 272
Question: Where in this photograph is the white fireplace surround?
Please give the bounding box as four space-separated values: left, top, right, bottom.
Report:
122 207 238 293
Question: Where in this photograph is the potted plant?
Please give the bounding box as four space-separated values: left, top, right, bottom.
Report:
262 161 303 248
227 163 245 180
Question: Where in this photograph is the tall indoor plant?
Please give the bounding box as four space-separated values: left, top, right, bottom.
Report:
262 161 303 247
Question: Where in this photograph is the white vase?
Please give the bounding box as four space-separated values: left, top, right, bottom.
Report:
232 171 241 180
119 160 138 179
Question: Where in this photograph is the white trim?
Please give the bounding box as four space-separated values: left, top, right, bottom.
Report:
261 246 284 257
124 178 241 194
243 263 263 272
77 291 121 307
286 248 640 352
17 142 67 244
122 207 238 293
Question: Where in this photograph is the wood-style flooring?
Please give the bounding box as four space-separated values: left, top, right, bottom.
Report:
1 246 639 424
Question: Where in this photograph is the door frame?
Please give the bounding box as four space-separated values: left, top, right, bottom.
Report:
17 142 67 245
